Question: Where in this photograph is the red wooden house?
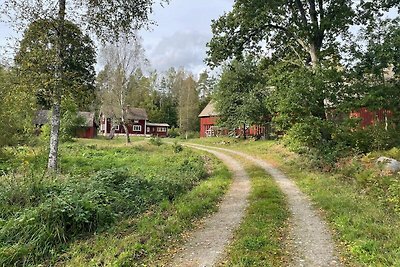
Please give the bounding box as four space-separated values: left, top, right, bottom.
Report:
199 101 267 138
100 107 170 137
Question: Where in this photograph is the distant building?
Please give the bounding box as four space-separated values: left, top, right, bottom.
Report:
34 110 97 139
100 107 170 137
198 101 267 138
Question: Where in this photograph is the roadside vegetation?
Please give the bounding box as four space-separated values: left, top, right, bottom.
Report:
0 138 231 266
190 137 400 266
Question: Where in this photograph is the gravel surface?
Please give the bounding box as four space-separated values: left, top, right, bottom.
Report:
169 146 251 267
190 144 343 267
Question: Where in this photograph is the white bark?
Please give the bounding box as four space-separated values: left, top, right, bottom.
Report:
47 99 61 171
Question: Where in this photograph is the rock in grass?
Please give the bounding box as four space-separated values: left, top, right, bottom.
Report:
376 157 400 173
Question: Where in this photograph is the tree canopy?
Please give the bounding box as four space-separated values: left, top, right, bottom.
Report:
15 19 96 110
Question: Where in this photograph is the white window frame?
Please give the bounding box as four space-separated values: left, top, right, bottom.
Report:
133 125 142 132
157 127 167 132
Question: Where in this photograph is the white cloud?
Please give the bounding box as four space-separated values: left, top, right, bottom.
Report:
147 31 210 74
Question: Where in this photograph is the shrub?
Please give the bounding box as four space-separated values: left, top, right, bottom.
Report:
283 117 324 153
168 127 180 138
148 136 163 146
172 141 183 153
0 147 208 266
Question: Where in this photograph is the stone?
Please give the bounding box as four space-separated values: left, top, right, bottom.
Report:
376 156 400 173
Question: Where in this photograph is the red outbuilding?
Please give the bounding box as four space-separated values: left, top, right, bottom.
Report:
34 110 97 139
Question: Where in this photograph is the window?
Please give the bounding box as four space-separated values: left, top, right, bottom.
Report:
133 125 142 132
147 127 150 133
157 127 167 132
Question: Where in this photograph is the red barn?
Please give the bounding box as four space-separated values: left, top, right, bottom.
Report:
350 108 392 128
100 108 170 137
76 112 97 138
199 102 223 137
199 101 266 138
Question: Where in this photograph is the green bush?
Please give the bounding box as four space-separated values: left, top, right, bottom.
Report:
283 118 324 153
172 140 183 153
168 127 180 138
148 136 163 146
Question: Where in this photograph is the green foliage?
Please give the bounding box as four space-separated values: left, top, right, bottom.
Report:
62 158 231 266
0 67 36 148
168 127 180 138
215 57 269 132
15 19 96 110
207 0 356 67
0 142 208 266
283 118 323 153
172 141 183 153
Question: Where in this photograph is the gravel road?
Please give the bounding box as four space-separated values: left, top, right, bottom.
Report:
188 144 343 267
169 146 251 267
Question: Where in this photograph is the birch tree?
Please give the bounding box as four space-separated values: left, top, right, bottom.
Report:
98 37 148 144
3 0 167 171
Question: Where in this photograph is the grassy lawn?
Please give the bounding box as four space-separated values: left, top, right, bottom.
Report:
219 164 289 267
0 138 231 266
188 137 400 266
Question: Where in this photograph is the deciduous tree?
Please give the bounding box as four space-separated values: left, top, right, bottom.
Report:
4 0 167 171
98 37 148 144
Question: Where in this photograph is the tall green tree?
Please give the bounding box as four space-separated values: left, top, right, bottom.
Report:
215 57 269 139
178 74 200 136
15 19 96 110
4 0 167 171
207 0 357 68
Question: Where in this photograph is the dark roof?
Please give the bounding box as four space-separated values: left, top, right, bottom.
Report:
126 108 148 120
199 101 219 118
34 110 95 127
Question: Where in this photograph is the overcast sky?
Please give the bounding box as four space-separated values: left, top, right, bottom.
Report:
0 0 234 75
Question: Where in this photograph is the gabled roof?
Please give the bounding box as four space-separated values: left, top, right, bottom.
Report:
126 108 148 120
199 101 219 118
34 110 96 127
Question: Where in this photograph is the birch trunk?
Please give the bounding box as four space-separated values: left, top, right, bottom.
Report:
121 108 130 144
48 97 61 171
47 0 66 172
123 123 131 144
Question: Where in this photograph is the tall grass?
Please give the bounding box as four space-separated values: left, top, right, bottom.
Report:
0 140 209 266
